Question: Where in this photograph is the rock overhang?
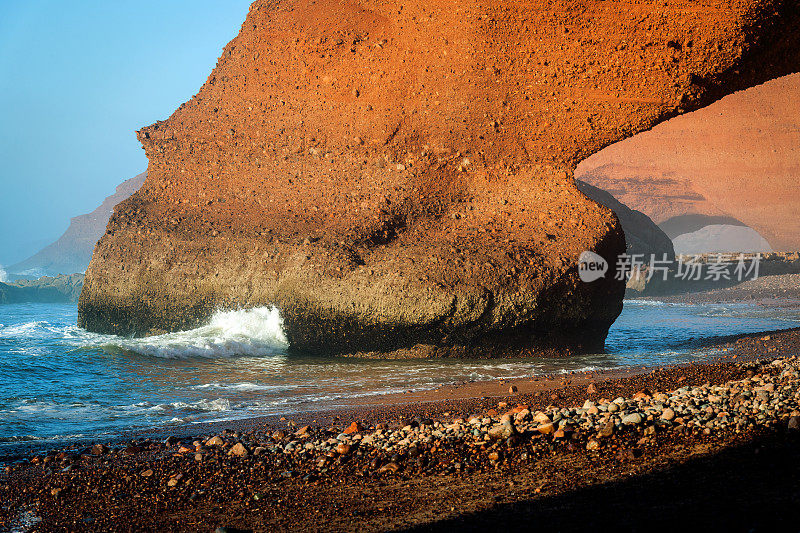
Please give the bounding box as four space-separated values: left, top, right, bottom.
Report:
78 0 800 357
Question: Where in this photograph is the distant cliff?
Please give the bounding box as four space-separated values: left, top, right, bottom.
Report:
0 273 84 304
577 74 800 251
8 173 146 277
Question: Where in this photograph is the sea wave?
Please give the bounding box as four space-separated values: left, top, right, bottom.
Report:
0 321 51 339
622 299 673 306
5 397 234 418
84 306 289 358
0 435 43 443
191 382 298 392
161 398 232 412
0 320 88 340
0 434 85 443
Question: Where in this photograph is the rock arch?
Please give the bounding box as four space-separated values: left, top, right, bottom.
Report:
79 0 800 356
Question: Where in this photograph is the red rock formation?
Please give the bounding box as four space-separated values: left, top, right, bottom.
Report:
578 73 800 251
79 0 800 356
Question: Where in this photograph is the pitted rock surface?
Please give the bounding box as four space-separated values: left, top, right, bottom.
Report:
79 0 800 356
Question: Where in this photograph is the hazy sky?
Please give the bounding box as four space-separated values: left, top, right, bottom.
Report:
0 0 253 265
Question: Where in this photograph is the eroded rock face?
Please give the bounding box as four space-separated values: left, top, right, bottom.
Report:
578 73 800 251
79 0 800 356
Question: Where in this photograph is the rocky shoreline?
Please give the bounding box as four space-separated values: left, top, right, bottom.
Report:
2 328 800 531
639 272 800 304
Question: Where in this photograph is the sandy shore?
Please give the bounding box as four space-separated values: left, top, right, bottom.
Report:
2 323 799 532
138 275 800 442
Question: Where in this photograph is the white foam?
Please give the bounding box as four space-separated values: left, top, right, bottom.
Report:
623 299 670 306
163 398 231 412
4 397 234 421
0 319 88 341
0 264 7 283
0 321 50 339
86 306 289 358
0 433 86 443
192 382 297 392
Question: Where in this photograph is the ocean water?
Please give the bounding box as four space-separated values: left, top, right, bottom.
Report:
1 300 799 455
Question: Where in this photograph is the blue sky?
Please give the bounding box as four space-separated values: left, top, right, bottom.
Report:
0 0 253 265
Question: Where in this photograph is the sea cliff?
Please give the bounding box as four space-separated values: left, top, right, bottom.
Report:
79 0 800 356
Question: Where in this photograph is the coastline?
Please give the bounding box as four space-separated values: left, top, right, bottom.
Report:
2 293 797 467
2 323 799 531
1 305 797 461
637 272 800 304
147 316 800 440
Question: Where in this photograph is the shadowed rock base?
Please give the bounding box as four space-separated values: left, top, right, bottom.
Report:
78 209 625 357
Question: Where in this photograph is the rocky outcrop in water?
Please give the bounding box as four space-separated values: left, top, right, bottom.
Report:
577 73 800 251
9 173 146 277
79 0 800 356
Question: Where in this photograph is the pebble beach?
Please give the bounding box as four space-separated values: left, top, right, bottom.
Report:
3 327 800 531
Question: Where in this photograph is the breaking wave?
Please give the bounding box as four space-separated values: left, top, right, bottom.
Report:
622 299 674 306
4 299 800 454
0 321 52 339
87 306 289 358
